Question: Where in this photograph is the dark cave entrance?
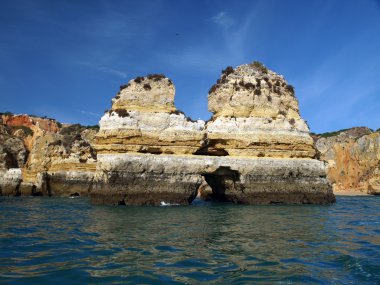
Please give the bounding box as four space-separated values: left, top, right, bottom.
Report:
200 166 240 202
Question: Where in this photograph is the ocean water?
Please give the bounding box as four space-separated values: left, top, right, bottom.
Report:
0 196 379 284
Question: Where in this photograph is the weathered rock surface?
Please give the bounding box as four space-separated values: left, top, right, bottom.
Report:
91 154 333 205
1 62 337 204
92 63 334 205
22 125 97 196
205 63 315 158
0 114 97 197
0 168 22 196
95 75 205 155
315 127 380 194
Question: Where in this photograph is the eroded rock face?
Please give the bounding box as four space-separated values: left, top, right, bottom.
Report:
95 74 205 155
1 62 335 204
0 125 27 170
92 154 333 205
204 63 315 158
315 128 380 194
0 168 22 196
0 114 98 197
22 127 97 196
92 63 334 206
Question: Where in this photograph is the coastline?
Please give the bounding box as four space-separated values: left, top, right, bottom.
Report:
333 190 370 196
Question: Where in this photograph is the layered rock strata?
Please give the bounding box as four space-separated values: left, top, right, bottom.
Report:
91 154 333 206
315 127 380 194
0 115 97 197
205 63 315 158
92 65 334 205
21 127 97 196
95 74 205 155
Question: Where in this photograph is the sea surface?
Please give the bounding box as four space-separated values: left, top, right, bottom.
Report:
0 196 379 284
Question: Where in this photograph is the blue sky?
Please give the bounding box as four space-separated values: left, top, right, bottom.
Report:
1 0 380 133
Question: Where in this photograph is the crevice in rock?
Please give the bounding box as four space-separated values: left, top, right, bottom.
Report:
31 185 43 196
137 147 163 155
201 167 240 202
194 138 229 156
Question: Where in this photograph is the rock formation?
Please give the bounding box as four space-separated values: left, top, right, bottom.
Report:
0 124 27 195
91 63 334 206
205 63 315 158
95 74 205 155
0 114 97 197
315 127 380 194
1 62 340 204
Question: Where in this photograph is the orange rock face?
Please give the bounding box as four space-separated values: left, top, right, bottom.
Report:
1 114 61 151
1 114 60 133
315 128 380 194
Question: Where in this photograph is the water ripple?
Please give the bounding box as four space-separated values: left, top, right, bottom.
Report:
0 196 379 284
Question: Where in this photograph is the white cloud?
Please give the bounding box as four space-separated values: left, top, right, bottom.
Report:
211 12 235 28
78 110 102 118
77 61 127 79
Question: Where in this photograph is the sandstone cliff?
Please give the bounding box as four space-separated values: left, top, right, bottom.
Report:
95 74 205 155
204 62 315 158
91 62 334 206
0 113 98 197
315 127 380 195
1 62 338 205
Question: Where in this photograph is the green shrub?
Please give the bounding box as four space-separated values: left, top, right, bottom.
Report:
147 74 166 81
114 109 129 118
222 66 234 76
134 76 144 83
250 61 268 73
59 124 84 136
120 83 130 90
318 129 350 138
0 111 14 116
11 126 33 136
209 84 219 94
244 82 255 90
170 109 196 122
143 83 151 90
85 125 99 130
48 140 62 147
286 84 295 94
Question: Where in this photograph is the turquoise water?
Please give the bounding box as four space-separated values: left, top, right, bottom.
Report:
0 196 379 284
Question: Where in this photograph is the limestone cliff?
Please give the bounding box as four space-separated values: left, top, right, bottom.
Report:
315 127 380 194
92 62 334 206
204 63 315 158
95 74 205 155
0 62 336 204
21 125 97 196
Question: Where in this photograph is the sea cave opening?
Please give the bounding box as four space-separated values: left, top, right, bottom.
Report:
198 166 240 202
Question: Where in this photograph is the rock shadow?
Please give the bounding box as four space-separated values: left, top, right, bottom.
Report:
201 166 240 202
